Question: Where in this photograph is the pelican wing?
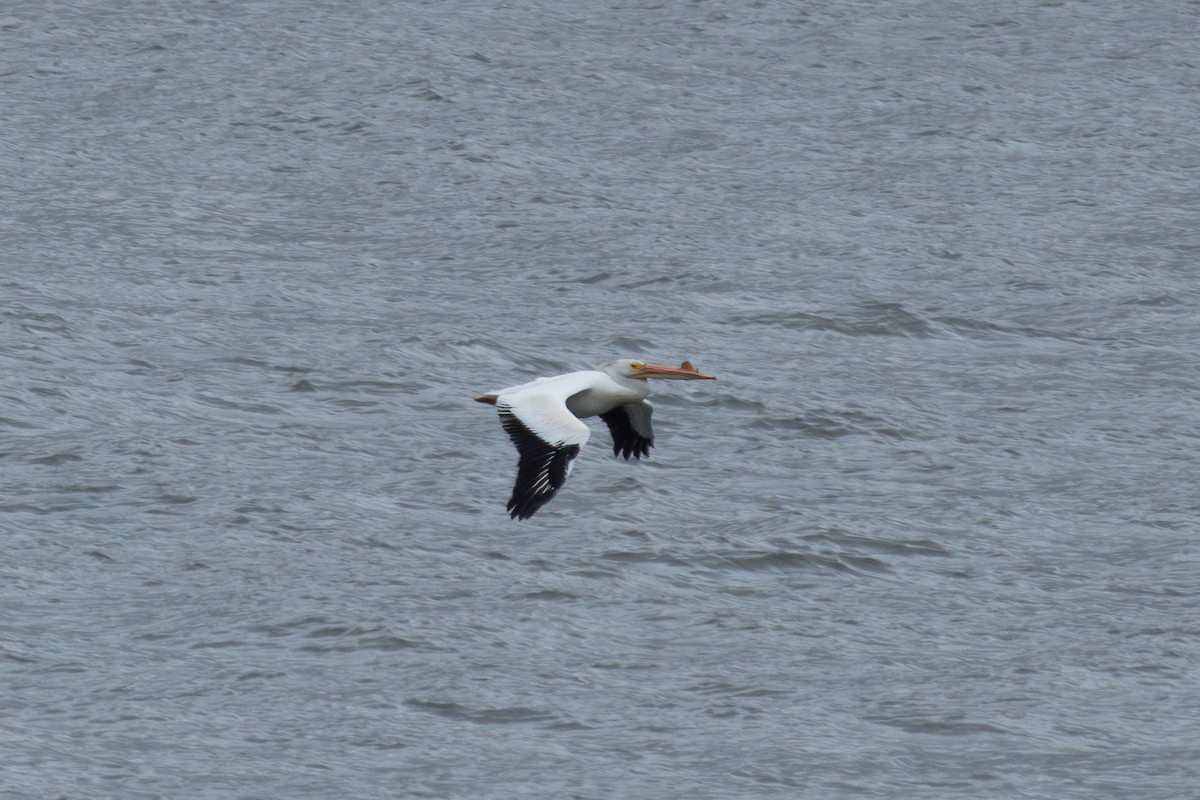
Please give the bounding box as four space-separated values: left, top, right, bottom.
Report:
600 400 654 461
497 391 591 520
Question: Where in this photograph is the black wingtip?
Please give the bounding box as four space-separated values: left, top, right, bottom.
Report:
613 440 653 461
600 405 653 464
506 499 539 521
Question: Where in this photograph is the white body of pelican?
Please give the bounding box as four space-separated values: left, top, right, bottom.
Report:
475 359 717 519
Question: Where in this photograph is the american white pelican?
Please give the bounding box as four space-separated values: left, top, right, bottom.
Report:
475 359 718 519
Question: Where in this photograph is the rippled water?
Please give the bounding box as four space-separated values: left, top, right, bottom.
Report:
4 1 1199 797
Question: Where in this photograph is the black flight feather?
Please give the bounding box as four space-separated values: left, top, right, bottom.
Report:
599 406 654 461
499 410 581 520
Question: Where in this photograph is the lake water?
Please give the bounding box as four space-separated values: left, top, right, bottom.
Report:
3 1 1199 797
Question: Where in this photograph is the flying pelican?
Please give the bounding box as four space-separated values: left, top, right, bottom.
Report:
475 359 718 519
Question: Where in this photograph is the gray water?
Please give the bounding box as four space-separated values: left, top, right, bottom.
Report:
3 1 1199 797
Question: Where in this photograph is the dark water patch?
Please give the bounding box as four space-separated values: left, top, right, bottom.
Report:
153 493 197 505
15 319 72 335
349 736 408 750
406 79 450 102
38 662 88 675
801 528 953 558
240 617 424 653
1125 515 1193 530
232 503 288 515
347 535 404 551
709 550 892 575
250 616 331 639
685 681 792 700
405 700 554 725
3 309 69 326
750 408 912 439
301 632 420 653
932 314 1117 344
520 589 580 601
689 394 768 412
1124 626 1200 640
191 639 250 650
0 502 78 514
729 766 803 789
29 385 68 397
726 303 936 338
600 550 690 567
605 335 656 353
591 660 660 671
867 716 1014 737
1104 583 1198 599
237 670 288 682
222 357 271 369
727 304 1120 345
28 451 84 465
0 416 42 430
61 484 124 494
560 270 611 284
725 310 850 334
320 379 418 396
617 275 684 290
195 394 284 415
1119 294 1184 307
1 649 37 665
322 397 384 410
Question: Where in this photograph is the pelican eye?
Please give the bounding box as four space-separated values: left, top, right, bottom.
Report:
630 361 645 371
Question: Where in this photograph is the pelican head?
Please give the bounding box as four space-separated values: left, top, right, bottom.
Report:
601 359 717 381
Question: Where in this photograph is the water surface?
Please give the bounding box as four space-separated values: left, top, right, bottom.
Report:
3 1 1199 797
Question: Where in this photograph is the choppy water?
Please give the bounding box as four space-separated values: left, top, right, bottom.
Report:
4 1 1199 797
